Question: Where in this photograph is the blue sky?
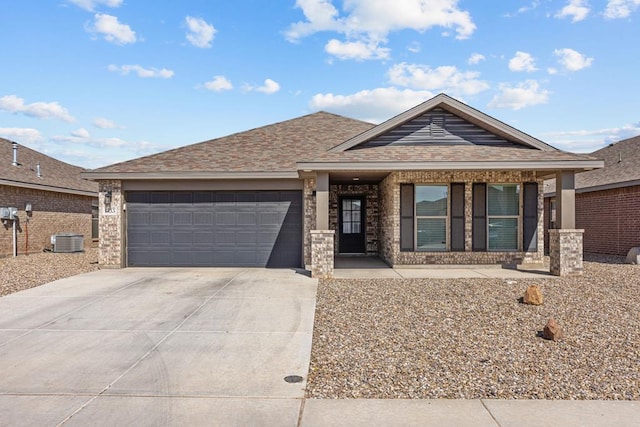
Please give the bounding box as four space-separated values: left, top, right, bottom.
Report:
1 0 639 168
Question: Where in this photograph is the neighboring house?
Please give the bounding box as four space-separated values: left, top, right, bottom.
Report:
544 135 640 256
0 139 98 257
83 94 602 277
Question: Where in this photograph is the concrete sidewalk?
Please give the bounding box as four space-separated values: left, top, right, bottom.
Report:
300 399 640 427
334 256 552 279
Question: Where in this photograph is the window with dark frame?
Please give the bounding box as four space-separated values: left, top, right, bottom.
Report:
415 185 448 251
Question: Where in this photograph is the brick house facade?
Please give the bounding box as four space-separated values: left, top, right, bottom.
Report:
1 139 98 257
85 94 601 277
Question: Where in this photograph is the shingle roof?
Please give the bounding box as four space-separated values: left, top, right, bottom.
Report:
1 138 97 194
544 135 640 194
89 112 375 174
305 144 595 163
85 95 599 179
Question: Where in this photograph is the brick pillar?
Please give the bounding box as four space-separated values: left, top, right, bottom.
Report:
98 180 124 268
311 230 334 279
549 229 584 276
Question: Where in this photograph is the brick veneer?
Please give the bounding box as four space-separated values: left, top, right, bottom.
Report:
549 229 584 276
98 180 123 267
576 186 640 256
303 178 316 267
0 184 95 257
378 170 544 266
329 184 379 255
311 230 334 278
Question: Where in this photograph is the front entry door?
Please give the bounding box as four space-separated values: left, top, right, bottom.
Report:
339 196 366 253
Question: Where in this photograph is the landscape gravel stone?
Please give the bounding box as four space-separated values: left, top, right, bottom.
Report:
0 248 99 297
306 255 640 400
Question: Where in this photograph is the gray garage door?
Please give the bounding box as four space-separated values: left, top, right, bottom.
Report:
126 191 302 267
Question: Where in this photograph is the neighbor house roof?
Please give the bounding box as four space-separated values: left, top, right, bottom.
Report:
1 138 97 196
83 94 603 180
544 135 640 195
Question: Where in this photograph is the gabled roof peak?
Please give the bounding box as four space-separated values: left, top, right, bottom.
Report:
329 93 555 153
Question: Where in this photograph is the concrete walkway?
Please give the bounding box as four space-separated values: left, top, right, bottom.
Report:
334 256 553 279
300 399 640 427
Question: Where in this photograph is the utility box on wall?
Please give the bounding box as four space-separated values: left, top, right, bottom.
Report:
1 207 18 221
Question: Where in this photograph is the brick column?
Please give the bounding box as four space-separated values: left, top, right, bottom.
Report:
311 230 334 279
549 229 584 276
98 180 124 268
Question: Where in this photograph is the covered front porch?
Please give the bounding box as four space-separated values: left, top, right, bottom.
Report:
305 168 583 279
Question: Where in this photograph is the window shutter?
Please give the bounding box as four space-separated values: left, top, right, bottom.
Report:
450 183 465 251
400 184 414 251
523 182 538 251
472 183 487 251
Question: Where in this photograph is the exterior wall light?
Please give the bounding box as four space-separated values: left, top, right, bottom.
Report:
104 190 113 213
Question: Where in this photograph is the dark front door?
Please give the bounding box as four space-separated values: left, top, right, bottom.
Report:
339 196 366 254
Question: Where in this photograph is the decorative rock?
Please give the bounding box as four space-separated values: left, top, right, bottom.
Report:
626 247 640 265
523 285 543 305
543 318 564 341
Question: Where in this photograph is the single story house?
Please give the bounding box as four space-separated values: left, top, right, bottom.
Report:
1 139 98 257
83 94 603 277
544 135 640 256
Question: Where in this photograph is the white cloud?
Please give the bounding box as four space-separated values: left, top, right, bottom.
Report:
555 0 590 22
185 16 216 48
325 39 390 60
407 42 421 53
204 76 233 92
87 13 137 45
508 51 537 72
554 48 593 71
71 128 91 138
504 1 541 17
108 64 174 78
488 80 550 110
93 117 119 129
286 0 476 60
52 134 128 148
309 87 435 123
387 63 489 95
604 0 640 18
67 0 122 11
0 128 44 144
547 67 558 75
544 123 640 152
245 79 281 94
0 95 75 122
468 53 485 65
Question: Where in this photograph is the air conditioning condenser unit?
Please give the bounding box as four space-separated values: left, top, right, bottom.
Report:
51 233 84 253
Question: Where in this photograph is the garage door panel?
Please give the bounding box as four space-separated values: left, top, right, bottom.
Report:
127 190 302 267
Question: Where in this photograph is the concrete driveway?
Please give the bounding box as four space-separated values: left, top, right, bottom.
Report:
0 268 317 426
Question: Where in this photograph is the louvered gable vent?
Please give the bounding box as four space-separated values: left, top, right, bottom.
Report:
360 108 521 148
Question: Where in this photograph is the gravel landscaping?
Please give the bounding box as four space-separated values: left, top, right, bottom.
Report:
307 255 640 400
0 248 99 297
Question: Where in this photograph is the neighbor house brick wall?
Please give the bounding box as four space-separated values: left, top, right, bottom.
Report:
379 170 544 266
0 184 95 257
575 185 640 256
329 184 379 255
98 180 123 267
